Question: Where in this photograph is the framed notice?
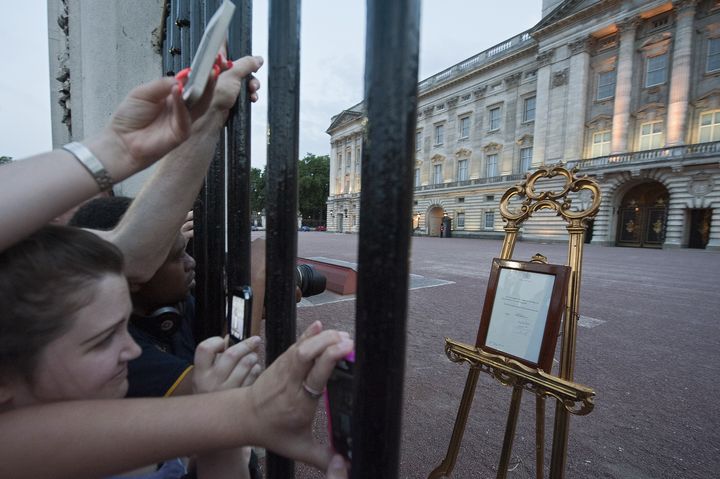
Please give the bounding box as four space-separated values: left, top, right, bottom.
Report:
475 258 570 372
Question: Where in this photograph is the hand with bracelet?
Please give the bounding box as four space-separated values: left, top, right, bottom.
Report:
0 54 263 253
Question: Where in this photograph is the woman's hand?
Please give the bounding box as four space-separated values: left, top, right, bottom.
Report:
193 336 263 393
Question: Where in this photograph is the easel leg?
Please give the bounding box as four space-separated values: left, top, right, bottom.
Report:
549 401 570 478
536 396 545 479
496 386 523 479
428 368 481 479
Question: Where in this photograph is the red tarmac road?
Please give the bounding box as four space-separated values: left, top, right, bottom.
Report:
261 232 720 478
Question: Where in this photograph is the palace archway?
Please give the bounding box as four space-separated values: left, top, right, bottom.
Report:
616 182 669 248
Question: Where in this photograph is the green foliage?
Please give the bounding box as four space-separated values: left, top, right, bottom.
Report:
298 153 329 224
250 166 266 214
0 156 12 165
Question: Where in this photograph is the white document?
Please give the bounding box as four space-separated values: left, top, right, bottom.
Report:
485 268 555 363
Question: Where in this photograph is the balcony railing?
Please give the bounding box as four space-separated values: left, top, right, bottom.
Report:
417 30 535 94
414 173 526 191
568 141 720 170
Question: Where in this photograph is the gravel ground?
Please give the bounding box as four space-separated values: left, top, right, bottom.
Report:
255 232 720 479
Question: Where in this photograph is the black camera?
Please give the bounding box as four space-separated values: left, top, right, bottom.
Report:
295 264 327 297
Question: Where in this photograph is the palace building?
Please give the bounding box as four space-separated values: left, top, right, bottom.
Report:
326 0 720 250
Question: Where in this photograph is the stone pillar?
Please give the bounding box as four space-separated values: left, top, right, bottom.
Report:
532 49 554 166
663 179 687 247
348 140 356 193
611 18 639 154
666 0 697 146
329 141 337 196
706 206 720 250
564 39 591 161
590 182 615 246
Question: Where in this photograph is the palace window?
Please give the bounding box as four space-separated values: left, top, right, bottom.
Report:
414 168 420 186
484 211 495 229
591 130 611 157
486 154 498 178
699 110 720 142
433 164 443 184
520 147 532 172
489 107 501 130
457 159 468 181
708 38 720 73
523 96 536 122
457 212 465 228
645 53 668 87
416 130 422 151
434 124 444 145
638 121 664 150
596 70 616 100
459 116 470 139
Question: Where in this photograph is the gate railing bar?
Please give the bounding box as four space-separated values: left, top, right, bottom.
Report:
266 0 301 476
352 1 421 478
226 1 253 297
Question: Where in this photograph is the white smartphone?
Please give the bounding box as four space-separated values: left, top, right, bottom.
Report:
182 0 236 106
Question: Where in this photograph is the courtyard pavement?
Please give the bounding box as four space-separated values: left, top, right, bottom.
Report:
262 232 720 478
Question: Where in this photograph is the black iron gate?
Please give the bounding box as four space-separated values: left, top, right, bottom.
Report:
163 1 420 477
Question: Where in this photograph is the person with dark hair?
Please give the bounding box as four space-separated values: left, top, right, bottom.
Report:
0 225 347 479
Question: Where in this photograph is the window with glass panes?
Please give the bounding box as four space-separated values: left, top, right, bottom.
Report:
591 131 611 157
520 147 532 172
486 154 498 177
708 38 720 72
434 124 444 145
457 159 468 181
433 164 443 184
699 111 720 142
485 211 494 229
416 131 422 151
645 54 667 87
597 70 616 100
523 97 536 122
457 212 465 228
414 168 420 186
459 117 470 138
489 107 501 130
639 121 664 150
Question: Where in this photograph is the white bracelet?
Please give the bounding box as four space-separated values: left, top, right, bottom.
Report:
62 141 114 192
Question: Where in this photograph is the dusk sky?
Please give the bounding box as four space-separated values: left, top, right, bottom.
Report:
0 1 542 166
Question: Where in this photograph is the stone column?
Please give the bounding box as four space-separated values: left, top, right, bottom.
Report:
663 198 686 247
706 206 720 251
666 0 697 146
329 141 337 196
348 139 356 193
590 182 615 246
564 39 591 161
532 49 554 166
611 18 640 154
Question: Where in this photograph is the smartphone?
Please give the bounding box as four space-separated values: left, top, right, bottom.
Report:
227 285 252 344
182 0 236 106
325 352 355 461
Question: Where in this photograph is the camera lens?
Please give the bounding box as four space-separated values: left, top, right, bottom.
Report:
295 264 327 297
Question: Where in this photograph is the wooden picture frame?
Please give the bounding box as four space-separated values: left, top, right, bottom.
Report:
475 258 570 372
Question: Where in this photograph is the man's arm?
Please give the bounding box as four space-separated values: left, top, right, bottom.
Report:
106 56 263 283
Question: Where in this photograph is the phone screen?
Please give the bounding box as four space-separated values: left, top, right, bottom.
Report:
230 296 246 341
326 358 354 461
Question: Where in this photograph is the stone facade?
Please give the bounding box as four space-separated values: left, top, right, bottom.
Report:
326 0 720 250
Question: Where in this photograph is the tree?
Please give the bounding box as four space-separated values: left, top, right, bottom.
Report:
298 153 329 225
250 166 266 214
0 156 12 166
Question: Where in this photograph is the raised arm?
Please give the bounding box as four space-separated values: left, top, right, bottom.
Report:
0 323 352 479
106 55 263 283
0 77 201 252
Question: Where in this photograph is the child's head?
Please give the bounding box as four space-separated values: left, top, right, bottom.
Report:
0 225 141 408
70 196 196 313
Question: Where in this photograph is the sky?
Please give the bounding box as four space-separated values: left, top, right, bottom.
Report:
0 1 542 166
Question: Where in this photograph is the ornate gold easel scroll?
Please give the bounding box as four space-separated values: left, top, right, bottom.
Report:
428 164 601 479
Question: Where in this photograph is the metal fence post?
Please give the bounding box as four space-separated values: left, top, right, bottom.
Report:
266 0 301 477
352 1 421 477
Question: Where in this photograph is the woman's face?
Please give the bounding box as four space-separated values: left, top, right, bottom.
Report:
12 274 141 406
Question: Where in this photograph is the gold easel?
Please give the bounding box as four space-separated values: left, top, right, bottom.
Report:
428 164 600 479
